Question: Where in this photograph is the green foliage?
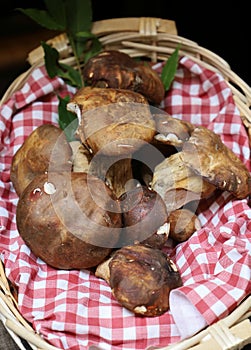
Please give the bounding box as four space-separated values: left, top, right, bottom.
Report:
18 0 101 88
63 0 93 58
41 41 82 88
43 0 67 28
57 95 78 142
76 31 102 63
17 7 65 30
161 45 180 91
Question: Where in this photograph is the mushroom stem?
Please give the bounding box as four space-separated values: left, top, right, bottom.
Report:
90 155 135 198
70 141 136 198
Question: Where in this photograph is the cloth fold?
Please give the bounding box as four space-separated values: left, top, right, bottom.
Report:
169 198 251 339
170 290 208 339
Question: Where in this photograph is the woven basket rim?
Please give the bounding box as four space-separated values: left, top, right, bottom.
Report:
1 17 251 350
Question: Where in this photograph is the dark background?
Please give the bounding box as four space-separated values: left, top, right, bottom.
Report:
0 0 250 99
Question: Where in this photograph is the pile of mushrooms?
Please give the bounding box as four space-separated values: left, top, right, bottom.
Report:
10 50 251 317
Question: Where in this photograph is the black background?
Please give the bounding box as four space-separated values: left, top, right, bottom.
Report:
0 0 250 97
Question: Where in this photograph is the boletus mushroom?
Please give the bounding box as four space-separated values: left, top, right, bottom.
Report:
67 86 156 156
67 86 156 197
151 151 216 212
95 244 183 317
182 126 251 199
154 113 194 147
16 171 122 269
119 185 170 249
10 124 72 197
82 50 165 105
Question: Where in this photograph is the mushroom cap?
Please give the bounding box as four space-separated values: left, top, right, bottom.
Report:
16 171 122 269
67 86 156 156
154 114 194 147
108 244 183 316
82 50 165 105
151 151 216 212
83 50 137 88
10 124 72 196
182 126 251 199
119 185 169 248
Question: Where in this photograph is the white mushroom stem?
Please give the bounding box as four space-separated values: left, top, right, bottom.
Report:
70 141 92 173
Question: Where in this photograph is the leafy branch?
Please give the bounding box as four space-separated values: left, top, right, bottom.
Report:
18 0 102 89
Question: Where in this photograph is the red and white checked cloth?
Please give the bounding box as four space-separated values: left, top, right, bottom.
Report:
0 56 251 350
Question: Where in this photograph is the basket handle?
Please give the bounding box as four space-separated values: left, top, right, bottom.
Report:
91 17 177 36
27 17 177 67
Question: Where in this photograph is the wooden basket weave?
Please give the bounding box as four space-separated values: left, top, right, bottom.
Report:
0 17 251 350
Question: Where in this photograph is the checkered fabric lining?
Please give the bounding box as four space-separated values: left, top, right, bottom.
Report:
0 56 250 350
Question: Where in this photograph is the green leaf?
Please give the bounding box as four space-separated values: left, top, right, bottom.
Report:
65 0 92 35
19 1 99 69
41 41 82 88
17 8 65 31
161 45 180 91
60 63 83 88
44 0 66 29
57 95 78 142
64 0 93 58
76 31 97 39
76 32 102 62
41 41 60 78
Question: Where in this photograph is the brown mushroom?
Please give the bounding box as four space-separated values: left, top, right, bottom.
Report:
69 141 135 198
67 86 156 197
154 113 195 147
182 126 251 199
169 208 201 242
151 151 216 212
82 50 165 105
16 171 122 269
96 244 183 317
130 113 195 188
119 185 169 249
10 124 72 196
67 86 156 156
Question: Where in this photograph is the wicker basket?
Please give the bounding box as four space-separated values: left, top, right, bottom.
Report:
0 17 251 350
